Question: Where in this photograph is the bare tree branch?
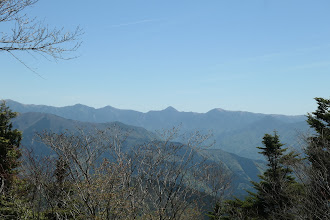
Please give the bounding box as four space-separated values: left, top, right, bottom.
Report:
1 0 83 74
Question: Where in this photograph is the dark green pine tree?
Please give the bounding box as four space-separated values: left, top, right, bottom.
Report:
214 132 302 220
304 97 330 219
0 101 22 193
251 132 301 219
0 101 23 219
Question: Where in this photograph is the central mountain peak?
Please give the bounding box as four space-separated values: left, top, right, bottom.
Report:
163 106 178 112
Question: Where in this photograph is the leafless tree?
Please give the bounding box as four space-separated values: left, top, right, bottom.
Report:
0 0 82 72
20 125 231 219
127 127 230 219
291 133 330 220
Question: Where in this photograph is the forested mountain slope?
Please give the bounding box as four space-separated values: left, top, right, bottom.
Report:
12 112 263 195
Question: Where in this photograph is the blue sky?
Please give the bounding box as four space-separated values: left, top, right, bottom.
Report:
1 0 330 115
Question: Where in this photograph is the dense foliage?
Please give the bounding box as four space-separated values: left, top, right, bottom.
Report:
0 101 23 219
0 101 22 190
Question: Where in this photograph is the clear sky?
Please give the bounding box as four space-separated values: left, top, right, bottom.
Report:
1 0 330 115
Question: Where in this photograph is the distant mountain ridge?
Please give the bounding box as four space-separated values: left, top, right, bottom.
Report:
6 99 310 159
5 99 306 124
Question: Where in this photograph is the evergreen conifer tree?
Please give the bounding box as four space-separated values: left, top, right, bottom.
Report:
251 132 301 219
0 101 23 219
0 101 22 193
304 97 330 219
215 132 302 219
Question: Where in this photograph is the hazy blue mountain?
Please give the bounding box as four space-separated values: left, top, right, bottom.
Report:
12 112 158 156
6 99 310 159
201 149 265 193
12 112 264 195
214 116 309 159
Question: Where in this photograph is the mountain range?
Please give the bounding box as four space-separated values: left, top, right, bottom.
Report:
6 99 310 160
